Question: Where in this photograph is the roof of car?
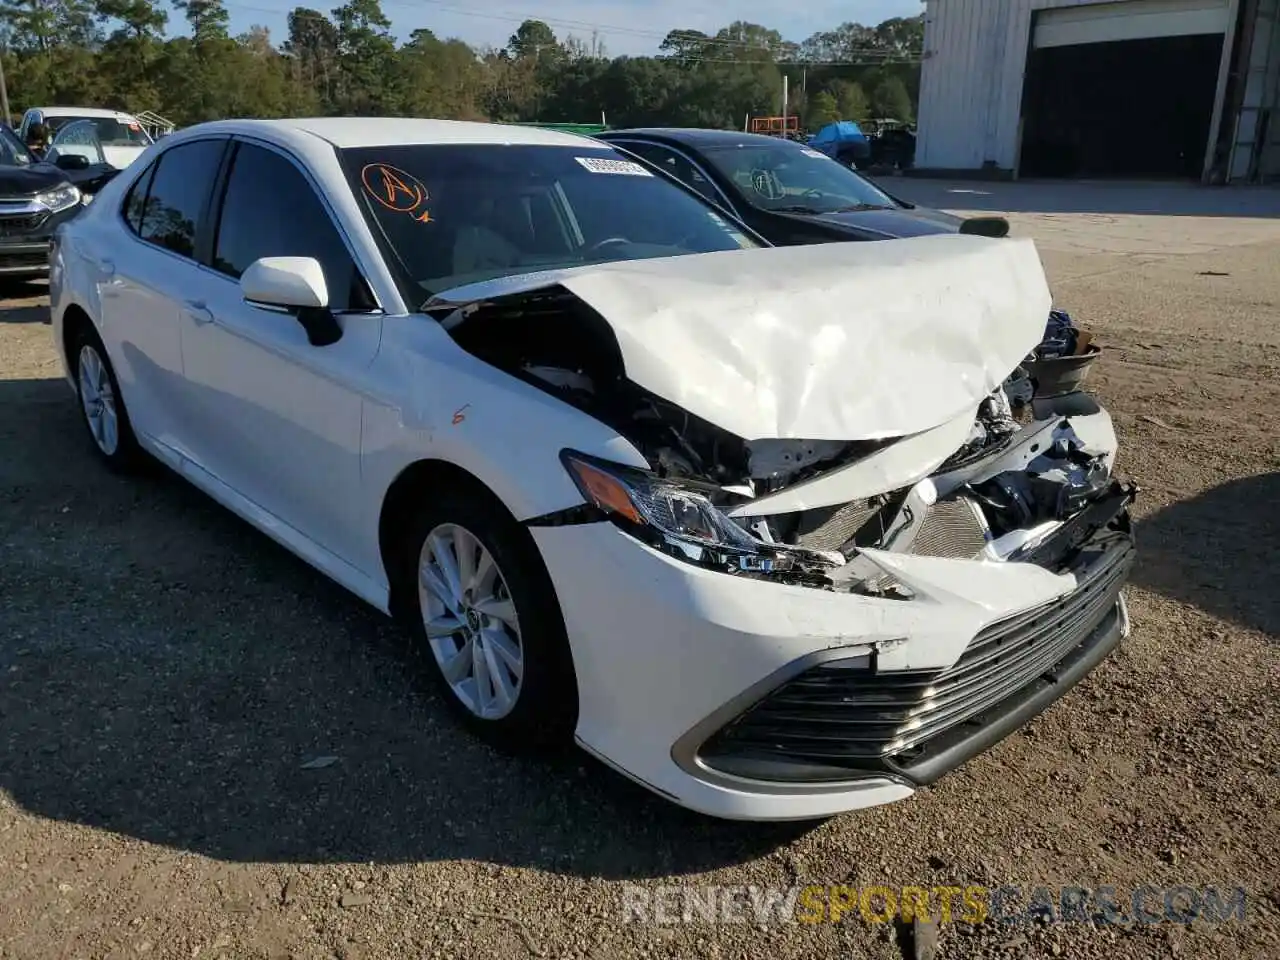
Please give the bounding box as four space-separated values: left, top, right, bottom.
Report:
31 106 140 120
600 128 804 149
166 117 604 150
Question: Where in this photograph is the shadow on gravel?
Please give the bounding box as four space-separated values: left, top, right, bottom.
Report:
1132 471 1280 638
0 377 811 879
0 280 51 324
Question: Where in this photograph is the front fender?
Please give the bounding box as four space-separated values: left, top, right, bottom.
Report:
356 319 647 578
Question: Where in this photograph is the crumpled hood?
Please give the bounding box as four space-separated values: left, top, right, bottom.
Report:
433 234 1052 441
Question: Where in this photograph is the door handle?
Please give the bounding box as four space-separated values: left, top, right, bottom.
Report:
184 299 215 326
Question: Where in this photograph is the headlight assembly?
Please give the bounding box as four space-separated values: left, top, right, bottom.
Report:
35 183 82 214
560 450 841 578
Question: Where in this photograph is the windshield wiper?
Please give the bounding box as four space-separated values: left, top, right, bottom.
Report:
831 203 892 212
772 204 824 214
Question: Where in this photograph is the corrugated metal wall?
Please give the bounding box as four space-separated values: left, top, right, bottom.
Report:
916 0 1233 173
916 0 1066 171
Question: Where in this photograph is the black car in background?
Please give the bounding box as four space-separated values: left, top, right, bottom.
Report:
0 125 120 280
596 128 1009 245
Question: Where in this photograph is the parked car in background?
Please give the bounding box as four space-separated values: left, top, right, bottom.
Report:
0 124 117 280
597 128 1009 243
50 118 1134 821
18 107 153 170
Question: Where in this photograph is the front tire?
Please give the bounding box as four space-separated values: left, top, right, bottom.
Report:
71 325 144 472
396 486 578 751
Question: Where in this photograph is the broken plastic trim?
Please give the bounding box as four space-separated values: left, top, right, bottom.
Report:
524 503 608 527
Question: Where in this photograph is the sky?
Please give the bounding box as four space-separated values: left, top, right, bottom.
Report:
213 0 925 55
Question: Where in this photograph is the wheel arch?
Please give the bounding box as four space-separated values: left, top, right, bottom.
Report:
59 302 96 375
376 458 563 622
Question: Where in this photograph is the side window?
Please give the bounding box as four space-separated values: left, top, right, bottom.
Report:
617 142 722 206
136 139 225 258
616 141 680 173
212 142 372 312
122 162 158 235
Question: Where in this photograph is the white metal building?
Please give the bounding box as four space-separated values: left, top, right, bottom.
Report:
915 0 1280 182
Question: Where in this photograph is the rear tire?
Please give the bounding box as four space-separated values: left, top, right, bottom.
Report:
70 324 144 472
393 484 579 751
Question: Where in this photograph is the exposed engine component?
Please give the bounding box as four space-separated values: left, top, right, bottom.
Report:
1038 308 1082 359
968 432 1112 537
745 438 887 494
939 385 1022 472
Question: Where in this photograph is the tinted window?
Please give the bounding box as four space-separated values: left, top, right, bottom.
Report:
123 162 158 234
616 142 722 204
701 141 896 214
43 116 149 144
341 144 758 300
212 142 371 312
137 139 225 257
0 125 33 167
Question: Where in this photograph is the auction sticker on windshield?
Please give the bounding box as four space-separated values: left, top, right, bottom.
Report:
575 157 653 176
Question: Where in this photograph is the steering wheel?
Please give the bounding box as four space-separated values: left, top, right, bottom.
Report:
802 188 824 200
585 237 632 257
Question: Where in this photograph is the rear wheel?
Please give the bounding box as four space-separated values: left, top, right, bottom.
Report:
71 325 143 471
396 486 578 750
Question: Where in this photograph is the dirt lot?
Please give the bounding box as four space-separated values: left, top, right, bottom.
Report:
2 183 1279 960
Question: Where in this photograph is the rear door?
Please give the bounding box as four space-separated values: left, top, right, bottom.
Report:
99 137 228 462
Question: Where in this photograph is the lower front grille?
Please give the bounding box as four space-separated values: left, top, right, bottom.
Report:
0 213 48 234
698 530 1134 782
0 250 49 269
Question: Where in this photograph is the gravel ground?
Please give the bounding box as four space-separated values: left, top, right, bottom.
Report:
2 187 1279 960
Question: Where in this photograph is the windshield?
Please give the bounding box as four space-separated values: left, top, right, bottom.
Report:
0 125 33 166
48 116 151 146
700 141 897 215
340 144 759 298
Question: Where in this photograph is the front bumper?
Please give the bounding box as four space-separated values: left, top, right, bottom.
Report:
531 496 1134 821
0 203 81 277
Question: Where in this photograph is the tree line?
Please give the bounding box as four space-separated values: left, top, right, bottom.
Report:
1 0 923 133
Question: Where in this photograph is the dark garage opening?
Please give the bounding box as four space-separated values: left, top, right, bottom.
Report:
1020 32 1224 179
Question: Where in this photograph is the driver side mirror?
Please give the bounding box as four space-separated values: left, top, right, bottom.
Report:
240 256 343 346
55 153 90 171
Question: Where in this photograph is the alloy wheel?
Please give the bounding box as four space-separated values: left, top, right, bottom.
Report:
418 523 525 719
78 343 119 456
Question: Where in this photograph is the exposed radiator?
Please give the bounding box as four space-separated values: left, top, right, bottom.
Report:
901 496 991 559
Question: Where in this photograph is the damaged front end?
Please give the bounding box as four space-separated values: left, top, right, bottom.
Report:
441 279 1132 594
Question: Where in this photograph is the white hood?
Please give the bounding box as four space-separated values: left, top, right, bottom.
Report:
436 234 1052 441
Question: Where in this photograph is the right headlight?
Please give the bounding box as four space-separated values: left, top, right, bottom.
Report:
560 450 839 576
35 182 82 213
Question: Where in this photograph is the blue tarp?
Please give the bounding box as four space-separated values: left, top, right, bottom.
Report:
810 121 868 156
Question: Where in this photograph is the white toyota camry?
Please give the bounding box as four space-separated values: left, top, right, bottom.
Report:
49 118 1136 821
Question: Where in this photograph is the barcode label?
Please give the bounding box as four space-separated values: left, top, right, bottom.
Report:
575 157 653 176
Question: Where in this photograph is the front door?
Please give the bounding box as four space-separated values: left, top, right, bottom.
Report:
177 139 382 569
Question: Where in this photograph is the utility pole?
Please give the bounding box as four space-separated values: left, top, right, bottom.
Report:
782 74 789 132
0 47 10 128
